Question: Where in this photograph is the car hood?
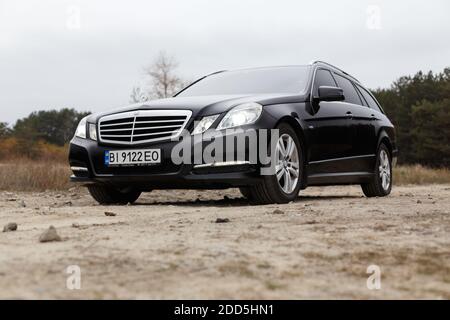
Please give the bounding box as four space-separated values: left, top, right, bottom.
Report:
89 93 308 122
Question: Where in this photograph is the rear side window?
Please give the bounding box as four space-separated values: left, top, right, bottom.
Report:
333 74 362 105
357 85 383 113
313 69 337 96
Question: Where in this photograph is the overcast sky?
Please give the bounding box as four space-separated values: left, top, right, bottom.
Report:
1 0 449 124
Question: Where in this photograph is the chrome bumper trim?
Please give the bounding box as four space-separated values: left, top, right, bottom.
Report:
71 166 89 172
193 161 250 169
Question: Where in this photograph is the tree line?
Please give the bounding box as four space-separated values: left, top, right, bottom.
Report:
0 108 90 146
0 55 448 167
0 109 89 160
373 68 449 167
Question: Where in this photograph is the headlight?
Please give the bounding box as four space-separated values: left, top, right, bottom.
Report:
216 102 262 130
75 116 96 140
75 116 88 139
192 114 219 135
89 123 97 141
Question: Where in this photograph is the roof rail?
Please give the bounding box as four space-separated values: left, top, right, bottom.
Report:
309 60 360 83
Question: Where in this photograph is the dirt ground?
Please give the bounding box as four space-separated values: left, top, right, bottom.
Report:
0 184 449 299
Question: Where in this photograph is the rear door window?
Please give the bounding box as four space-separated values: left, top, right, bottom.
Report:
333 74 362 105
357 85 384 113
313 69 337 96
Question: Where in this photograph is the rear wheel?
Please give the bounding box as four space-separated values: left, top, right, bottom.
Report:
248 123 303 204
87 184 141 205
361 143 392 197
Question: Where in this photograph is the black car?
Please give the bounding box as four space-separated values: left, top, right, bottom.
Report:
69 61 397 204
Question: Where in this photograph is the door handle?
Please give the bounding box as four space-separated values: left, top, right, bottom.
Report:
370 114 376 120
345 111 353 119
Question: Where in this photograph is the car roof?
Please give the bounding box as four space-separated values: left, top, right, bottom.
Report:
309 60 360 83
210 62 360 83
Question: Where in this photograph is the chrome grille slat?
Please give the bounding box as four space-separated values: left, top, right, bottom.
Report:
101 128 135 132
130 119 186 124
98 110 192 145
102 130 176 138
132 130 177 137
101 125 182 133
133 125 182 131
100 121 135 128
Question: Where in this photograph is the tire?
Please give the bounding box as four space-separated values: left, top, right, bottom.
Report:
87 184 141 205
248 123 304 204
361 143 392 197
239 187 254 200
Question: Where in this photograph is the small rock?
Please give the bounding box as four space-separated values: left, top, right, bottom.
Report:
18 200 26 208
303 220 317 225
104 211 116 217
272 209 285 215
6 198 17 202
3 222 18 232
373 223 388 231
64 201 72 206
215 218 230 223
417 200 422 204
72 223 80 228
39 226 61 242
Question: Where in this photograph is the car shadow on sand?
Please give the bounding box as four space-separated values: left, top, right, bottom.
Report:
133 194 361 207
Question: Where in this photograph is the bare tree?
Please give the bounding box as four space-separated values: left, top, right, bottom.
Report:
129 51 187 103
129 86 148 103
145 51 183 99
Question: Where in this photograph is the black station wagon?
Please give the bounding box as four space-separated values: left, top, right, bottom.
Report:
69 61 398 204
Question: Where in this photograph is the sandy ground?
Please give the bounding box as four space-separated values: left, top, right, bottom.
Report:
0 184 449 299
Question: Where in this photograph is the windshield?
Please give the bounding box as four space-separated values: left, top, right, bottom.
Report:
177 66 311 97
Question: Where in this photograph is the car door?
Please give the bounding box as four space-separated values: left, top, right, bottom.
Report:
333 73 376 172
305 68 353 175
355 83 384 155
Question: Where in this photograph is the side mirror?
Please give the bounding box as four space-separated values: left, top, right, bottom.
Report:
317 86 345 102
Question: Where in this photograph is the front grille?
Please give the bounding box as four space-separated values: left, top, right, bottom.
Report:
98 110 192 145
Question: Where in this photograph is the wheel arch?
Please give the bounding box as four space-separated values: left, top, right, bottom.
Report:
275 116 307 146
377 129 393 157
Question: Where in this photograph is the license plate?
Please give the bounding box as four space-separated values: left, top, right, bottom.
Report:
104 149 161 166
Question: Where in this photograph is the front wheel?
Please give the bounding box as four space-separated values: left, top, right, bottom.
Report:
361 143 392 197
87 185 141 205
247 123 303 204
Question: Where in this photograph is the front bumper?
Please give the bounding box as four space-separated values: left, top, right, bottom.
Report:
69 132 262 190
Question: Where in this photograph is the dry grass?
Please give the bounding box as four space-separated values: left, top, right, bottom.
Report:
394 165 450 185
0 160 71 191
0 159 449 191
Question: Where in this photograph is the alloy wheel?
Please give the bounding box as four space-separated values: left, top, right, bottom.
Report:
379 149 391 191
275 134 300 194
